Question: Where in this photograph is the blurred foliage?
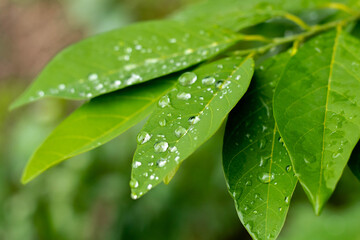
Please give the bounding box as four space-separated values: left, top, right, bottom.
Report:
1 0 360 239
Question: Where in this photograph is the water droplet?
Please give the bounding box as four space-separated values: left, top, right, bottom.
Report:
279 207 283 211
147 184 153 190
177 92 191 100
169 146 177 152
259 156 270 167
201 76 216 85
157 158 167 167
169 38 177 43
284 196 290 205
158 95 170 108
159 119 167 127
154 141 169 152
286 165 292 172
137 131 151 144
188 116 200 125
259 139 266 149
114 80 122 87
179 72 197 86
130 179 139 188
258 172 275 184
131 193 138 199
88 73 98 81
175 126 187 138
58 84 66 90
37 91 45 97
215 80 224 89
332 152 341 159
245 180 252 186
95 83 103 91
133 161 142 168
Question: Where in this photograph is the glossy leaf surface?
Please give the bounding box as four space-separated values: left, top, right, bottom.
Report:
21 78 176 184
11 20 239 109
274 29 360 214
130 56 255 199
223 52 297 240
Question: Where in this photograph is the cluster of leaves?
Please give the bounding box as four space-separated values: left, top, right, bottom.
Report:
11 0 360 239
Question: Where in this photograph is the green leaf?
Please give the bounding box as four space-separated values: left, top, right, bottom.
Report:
348 141 360 181
11 20 239 109
173 0 283 31
223 52 297 240
130 56 255 199
21 78 177 184
274 28 360 214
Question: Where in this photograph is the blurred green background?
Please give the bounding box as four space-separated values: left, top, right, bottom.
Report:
0 0 360 239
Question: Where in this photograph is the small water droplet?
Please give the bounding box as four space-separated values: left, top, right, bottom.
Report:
130 179 139 188
58 84 66 90
284 196 290 205
88 73 98 81
201 76 216 85
245 180 252 186
279 207 283 211
137 131 151 144
159 119 167 127
158 95 170 108
179 72 197 86
131 193 138 199
154 141 169 152
37 91 45 97
258 172 275 184
177 92 192 100
157 158 167 167
188 116 200 125
215 80 224 89
175 126 187 138
147 184 153 190
133 161 142 168
286 165 292 172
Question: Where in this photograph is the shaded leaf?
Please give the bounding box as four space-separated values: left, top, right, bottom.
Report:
223 52 297 240
21 78 177 184
348 141 360 181
274 28 360 214
130 56 255 199
11 20 239 109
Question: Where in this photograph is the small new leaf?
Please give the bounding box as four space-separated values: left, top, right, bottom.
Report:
130 56 254 199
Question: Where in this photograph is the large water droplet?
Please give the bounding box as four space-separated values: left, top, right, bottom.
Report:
175 126 187 138
188 116 200 125
130 179 139 188
202 76 216 85
158 95 170 108
137 131 151 144
177 92 192 100
179 72 197 86
258 172 275 184
154 141 169 152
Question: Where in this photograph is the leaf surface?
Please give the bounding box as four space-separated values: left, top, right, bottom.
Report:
21 78 176 184
130 56 255 199
274 28 360 214
223 52 297 240
11 20 239 109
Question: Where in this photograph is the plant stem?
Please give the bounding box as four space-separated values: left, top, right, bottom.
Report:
232 12 360 56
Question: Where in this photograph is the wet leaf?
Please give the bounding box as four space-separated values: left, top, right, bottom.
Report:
21 78 177 184
348 141 360 181
130 56 254 199
11 20 239 109
274 28 360 214
223 52 297 240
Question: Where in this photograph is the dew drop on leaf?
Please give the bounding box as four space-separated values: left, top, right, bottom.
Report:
286 165 292 172
158 95 171 108
258 172 275 184
157 158 167 167
179 72 197 86
202 76 216 85
188 116 200 125
159 119 167 127
154 141 169 152
215 80 224 89
137 131 151 144
177 92 192 100
175 126 187 138
130 179 139 188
